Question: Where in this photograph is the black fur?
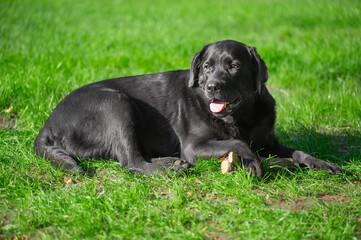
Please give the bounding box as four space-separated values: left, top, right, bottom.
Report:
34 40 343 176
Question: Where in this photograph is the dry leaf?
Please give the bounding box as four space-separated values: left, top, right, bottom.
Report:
4 106 14 113
64 178 72 184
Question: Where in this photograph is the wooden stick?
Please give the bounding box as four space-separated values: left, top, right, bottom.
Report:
221 152 241 174
221 152 295 174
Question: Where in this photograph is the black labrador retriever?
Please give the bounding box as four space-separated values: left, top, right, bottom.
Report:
34 40 343 177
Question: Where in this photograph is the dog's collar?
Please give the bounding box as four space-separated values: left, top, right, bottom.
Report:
210 90 259 117
223 96 244 114
210 96 245 117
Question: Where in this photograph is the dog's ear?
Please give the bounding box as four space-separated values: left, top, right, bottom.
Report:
188 51 202 88
250 47 268 95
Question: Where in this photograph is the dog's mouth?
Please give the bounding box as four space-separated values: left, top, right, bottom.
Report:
209 101 227 113
209 96 244 115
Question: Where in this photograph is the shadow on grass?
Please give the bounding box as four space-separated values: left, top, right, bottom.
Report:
69 126 361 181
275 126 361 167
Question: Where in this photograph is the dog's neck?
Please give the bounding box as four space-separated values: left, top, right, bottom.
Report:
232 94 257 127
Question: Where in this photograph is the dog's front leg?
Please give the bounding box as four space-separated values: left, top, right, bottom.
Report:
182 139 263 177
291 150 344 173
263 140 343 173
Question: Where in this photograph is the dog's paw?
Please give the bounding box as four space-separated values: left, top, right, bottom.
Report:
292 150 343 174
173 159 192 169
150 159 191 176
246 160 264 178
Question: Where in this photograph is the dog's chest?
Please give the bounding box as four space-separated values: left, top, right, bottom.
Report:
210 115 240 140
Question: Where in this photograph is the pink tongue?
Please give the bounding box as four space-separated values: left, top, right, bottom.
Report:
210 102 226 113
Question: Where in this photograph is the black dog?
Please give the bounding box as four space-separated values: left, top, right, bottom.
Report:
34 40 343 177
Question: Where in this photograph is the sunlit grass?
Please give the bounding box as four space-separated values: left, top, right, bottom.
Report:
1 0 361 239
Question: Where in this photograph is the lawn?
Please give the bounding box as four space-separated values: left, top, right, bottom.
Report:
1 0 361 239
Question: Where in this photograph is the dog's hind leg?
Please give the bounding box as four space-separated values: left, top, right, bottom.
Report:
83 91 189 175
34 88 188 176
113 137 189 175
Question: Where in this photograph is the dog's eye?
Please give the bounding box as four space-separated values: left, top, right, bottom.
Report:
204 65 212 71
231 63 239 69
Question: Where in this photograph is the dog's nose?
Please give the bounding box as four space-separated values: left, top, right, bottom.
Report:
206 81 221 95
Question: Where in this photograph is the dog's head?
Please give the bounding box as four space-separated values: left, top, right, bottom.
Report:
189 40 268 117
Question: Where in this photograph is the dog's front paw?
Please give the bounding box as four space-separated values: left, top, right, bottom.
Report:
292 150 343 174
245 159 264 178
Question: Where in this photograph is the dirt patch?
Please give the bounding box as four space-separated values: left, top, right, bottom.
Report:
205 233 228 240
265 192 351 212
203 219 229 240
0 115 16 129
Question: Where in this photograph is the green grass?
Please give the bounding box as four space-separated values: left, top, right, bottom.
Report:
1 0 361 239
